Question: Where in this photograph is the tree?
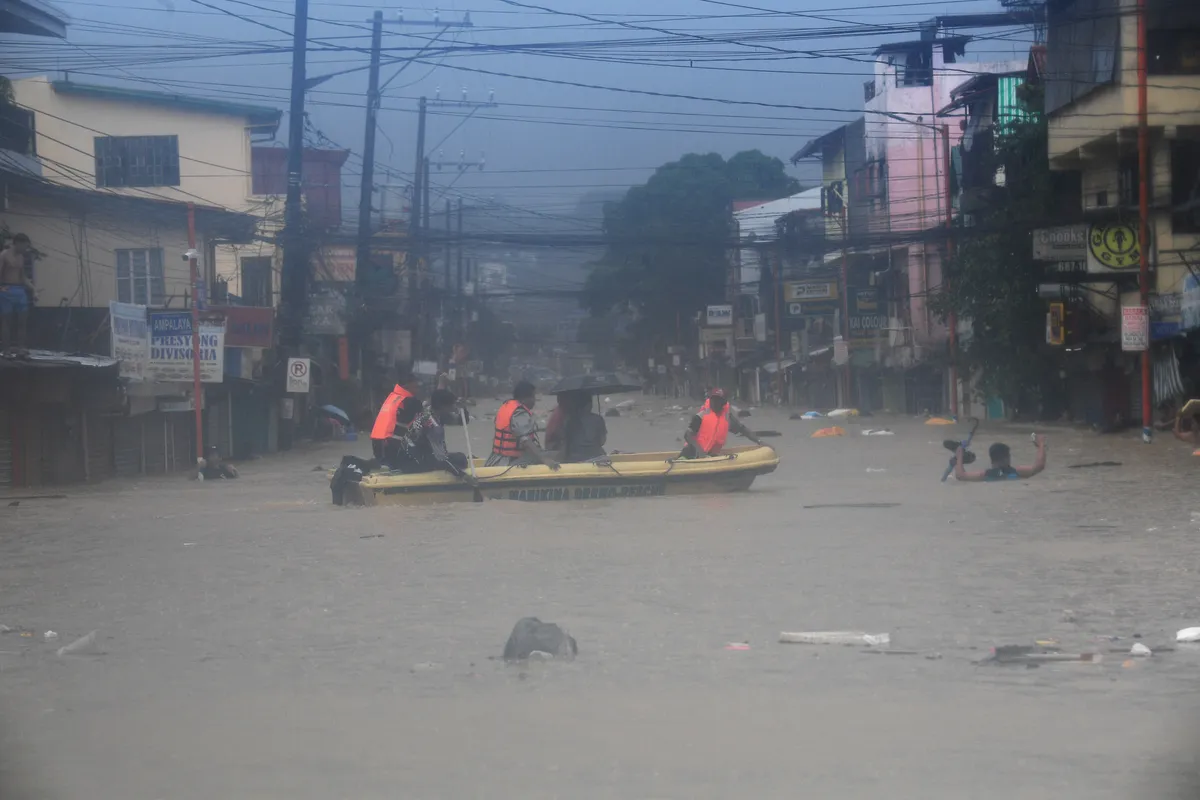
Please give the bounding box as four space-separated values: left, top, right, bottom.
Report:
581 151 797 349
930 110 1064 412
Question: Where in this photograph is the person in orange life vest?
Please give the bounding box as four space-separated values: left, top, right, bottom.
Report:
370 364 422 461
486 380 560 469
681 389 760 459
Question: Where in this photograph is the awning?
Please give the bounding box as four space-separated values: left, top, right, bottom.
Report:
0 348 117 370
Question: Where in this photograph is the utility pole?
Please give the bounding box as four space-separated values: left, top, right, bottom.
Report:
1136 0 1153 442
422 156 431 235
354 9 384 297
456 197 465 355
279 0 309 347
187 203 203 465
443 199 452 290
408 96 427 308
942 123 959 419
359 12 471 299
456 198 464 296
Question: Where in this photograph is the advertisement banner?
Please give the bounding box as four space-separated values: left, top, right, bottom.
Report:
305 289 346 335
109 301 149 382
1088 223 1141 272
706 304 733 326
848 286 887 342
311 245 357 283
1183 274 1200 332
147 311 225 383
1121 305 1149 352
1032 225 1087 262
223 306 274 348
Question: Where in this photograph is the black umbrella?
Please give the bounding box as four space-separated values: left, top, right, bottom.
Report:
549 373 642 395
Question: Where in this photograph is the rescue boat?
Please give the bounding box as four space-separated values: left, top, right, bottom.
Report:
337 445 780 507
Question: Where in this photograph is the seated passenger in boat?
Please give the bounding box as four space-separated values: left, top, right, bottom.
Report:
390 389 470 476
487 381 560 469
680 389 761 459
547 390 607 463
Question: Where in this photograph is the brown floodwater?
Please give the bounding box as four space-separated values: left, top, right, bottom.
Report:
2 398 1200 798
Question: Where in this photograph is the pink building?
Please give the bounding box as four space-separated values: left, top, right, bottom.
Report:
795 35 1025 412
865 37 1025 352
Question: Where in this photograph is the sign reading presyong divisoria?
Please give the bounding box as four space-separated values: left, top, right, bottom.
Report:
147 311 224 383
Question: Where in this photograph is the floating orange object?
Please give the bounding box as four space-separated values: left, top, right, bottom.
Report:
811 426 846 438
925 417 956 426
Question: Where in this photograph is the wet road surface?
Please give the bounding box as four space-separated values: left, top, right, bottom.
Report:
3 401 1200 798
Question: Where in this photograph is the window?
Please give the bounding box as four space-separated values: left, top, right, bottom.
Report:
116 249 165 306
1148 28 1200 75
240 256 272 307
1117 155 1145 208
1171 139 1200 233
94 136 180 188
0 104 35 156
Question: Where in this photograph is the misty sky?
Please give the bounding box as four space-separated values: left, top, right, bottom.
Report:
17 0 1027 223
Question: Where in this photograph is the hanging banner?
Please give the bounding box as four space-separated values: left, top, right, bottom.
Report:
109 301 149 382
305 289 346 335
1182 274 1200 332
1121 305 1149 352
147 311 225 383
223 307 274 348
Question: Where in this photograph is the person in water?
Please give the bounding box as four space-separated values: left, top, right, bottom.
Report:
955 435 1047 482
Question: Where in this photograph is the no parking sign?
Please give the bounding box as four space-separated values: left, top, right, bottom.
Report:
286 357 311 393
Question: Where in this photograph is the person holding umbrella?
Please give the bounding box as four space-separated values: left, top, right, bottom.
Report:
546 390 607 463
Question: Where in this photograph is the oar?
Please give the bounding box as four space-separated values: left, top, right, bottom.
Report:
460 406 483 502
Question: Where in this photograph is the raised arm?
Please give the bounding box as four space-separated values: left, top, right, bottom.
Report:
1015 435 1047 478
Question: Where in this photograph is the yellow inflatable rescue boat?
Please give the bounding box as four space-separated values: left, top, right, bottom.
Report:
338 445 779 507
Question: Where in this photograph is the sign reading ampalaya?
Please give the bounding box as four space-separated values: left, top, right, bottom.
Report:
147 311 225 383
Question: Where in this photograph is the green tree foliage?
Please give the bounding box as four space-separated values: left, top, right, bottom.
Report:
931 114 1062 410
581 151 798 345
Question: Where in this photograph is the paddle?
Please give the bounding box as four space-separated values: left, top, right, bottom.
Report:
460 406 483 503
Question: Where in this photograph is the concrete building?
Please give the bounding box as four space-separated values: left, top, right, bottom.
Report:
1043 0 1200 425
795 36 1026 412
11 77 282 304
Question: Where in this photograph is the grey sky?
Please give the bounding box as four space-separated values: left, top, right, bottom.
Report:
21 0 1025 220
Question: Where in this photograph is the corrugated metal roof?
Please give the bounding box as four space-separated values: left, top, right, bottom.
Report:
0 349 118 370
51 80 281 130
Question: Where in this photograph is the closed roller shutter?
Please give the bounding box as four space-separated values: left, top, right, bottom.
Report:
85 412 115 482
0 410 12 487
170 414 194 471
114 416 142 477
143 413 167 474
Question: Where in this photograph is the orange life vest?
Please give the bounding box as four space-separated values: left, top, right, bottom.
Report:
492 399 528 458
693 407 729 455
370 385 414 440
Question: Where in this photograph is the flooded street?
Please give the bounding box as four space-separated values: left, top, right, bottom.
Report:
3 401 1200 798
